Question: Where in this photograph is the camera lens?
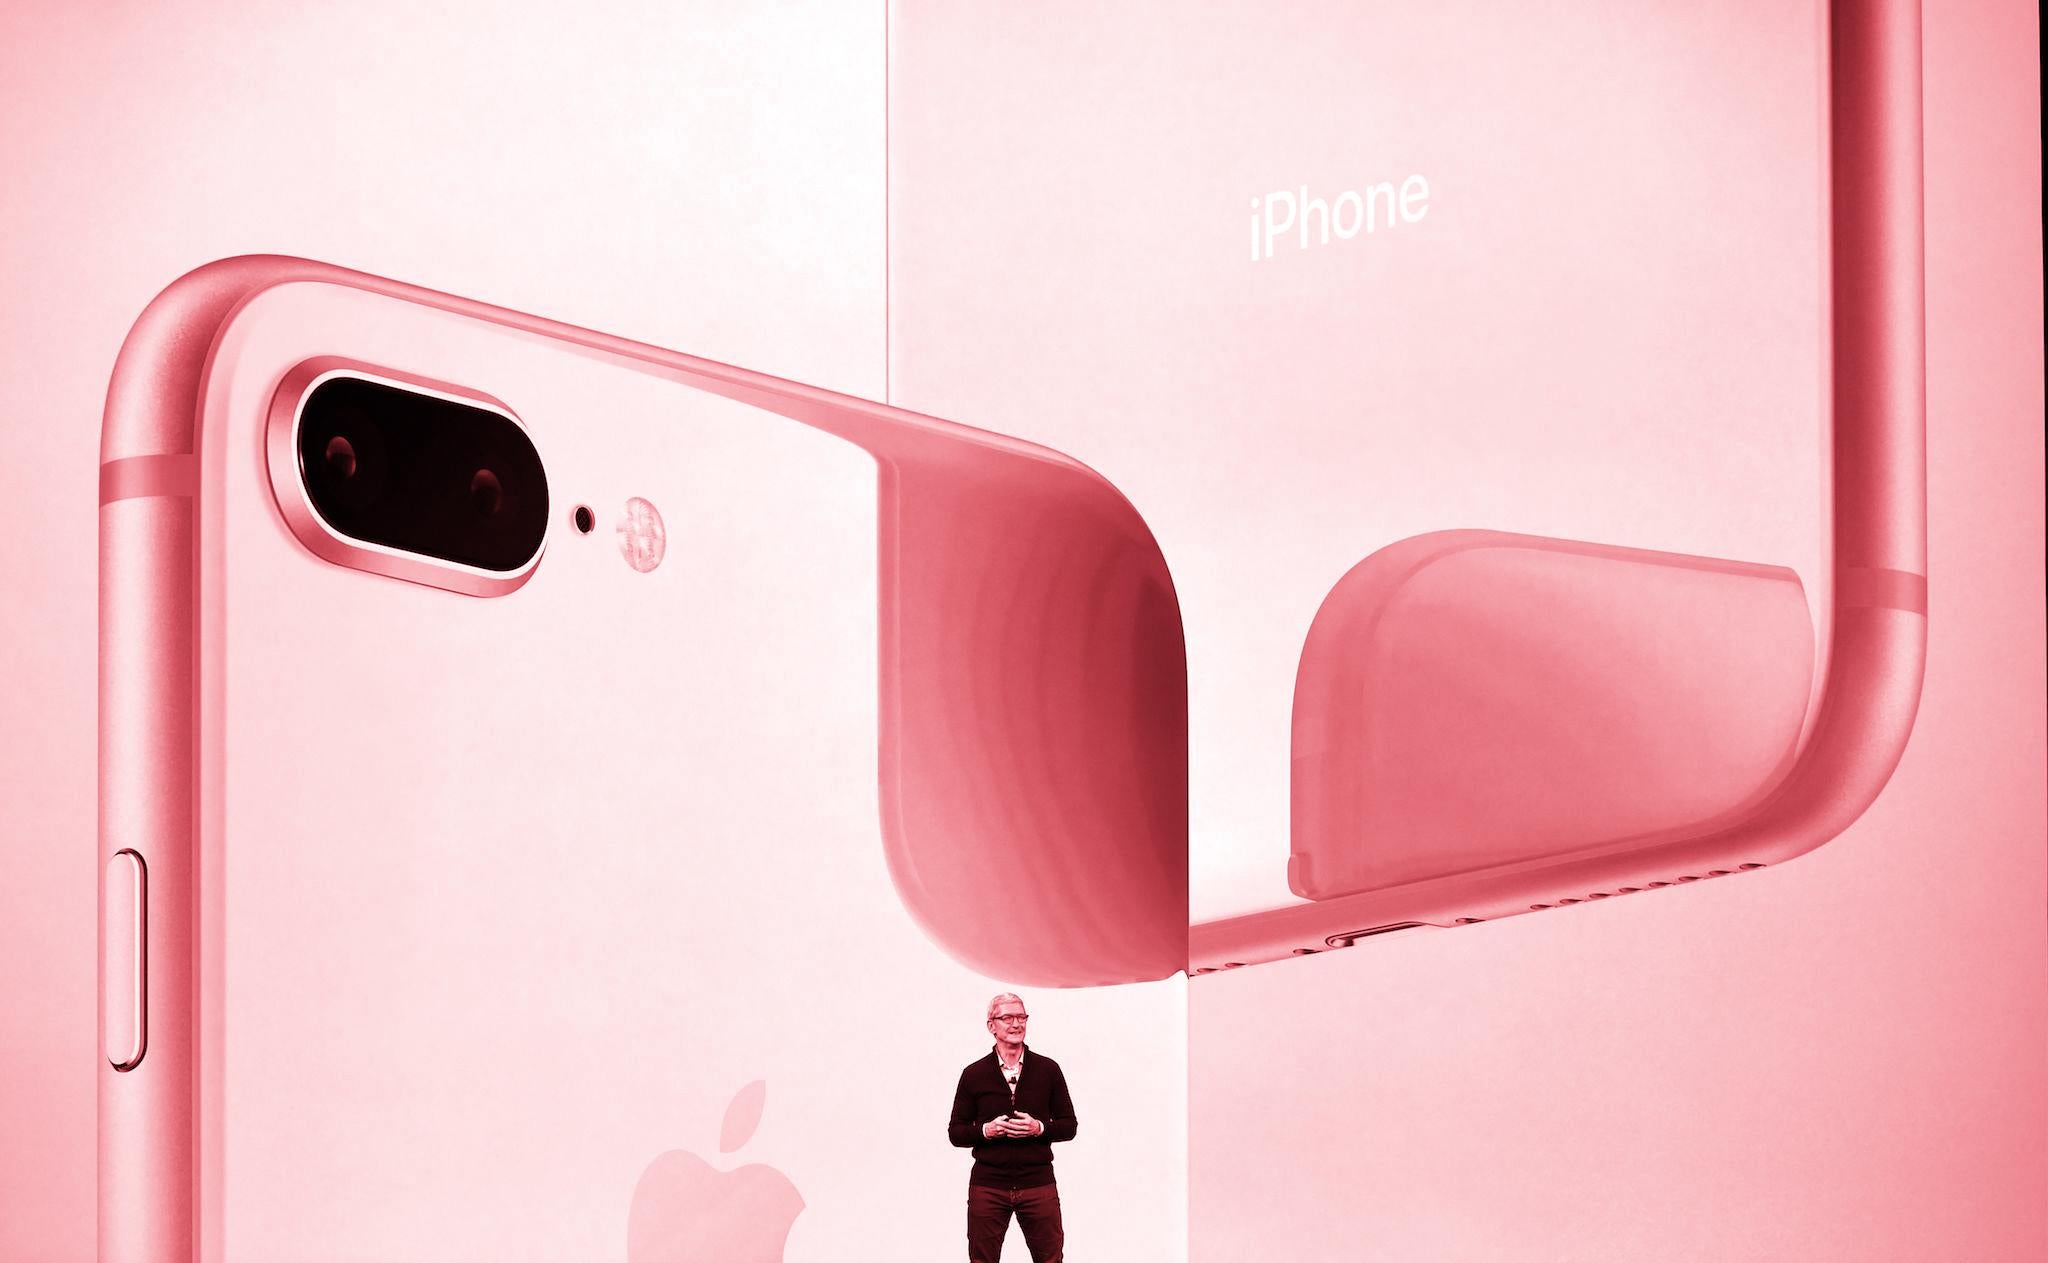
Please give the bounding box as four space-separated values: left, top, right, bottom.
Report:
324 436 358 479
299 400 388 516
296 374 547 572
469 469 503 517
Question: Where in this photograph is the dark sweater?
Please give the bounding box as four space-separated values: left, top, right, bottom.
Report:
947 1046 1078 1187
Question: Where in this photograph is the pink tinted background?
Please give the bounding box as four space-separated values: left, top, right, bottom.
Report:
2 1 2039 1258
888 0 2044 1258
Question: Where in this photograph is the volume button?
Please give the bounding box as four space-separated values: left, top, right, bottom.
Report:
103 850 147 1071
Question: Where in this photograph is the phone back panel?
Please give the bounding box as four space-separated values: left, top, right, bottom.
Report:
887 0 1829 924
192 281 1183 1261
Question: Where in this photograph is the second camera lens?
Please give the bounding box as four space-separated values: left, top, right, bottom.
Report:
470 468 503 517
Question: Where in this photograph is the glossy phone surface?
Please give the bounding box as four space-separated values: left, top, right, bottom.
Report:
101 273 1184 1261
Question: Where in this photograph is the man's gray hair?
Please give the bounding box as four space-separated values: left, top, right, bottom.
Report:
986 992 1024 1022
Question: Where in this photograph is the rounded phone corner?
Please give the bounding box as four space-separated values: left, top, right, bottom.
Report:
1284 852 1316 902
873 446 1190 987
103 254 342 465
1290 530 1816 902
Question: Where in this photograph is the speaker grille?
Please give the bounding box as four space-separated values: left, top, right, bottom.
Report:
1526 861 1767 911
1192 862 1770 973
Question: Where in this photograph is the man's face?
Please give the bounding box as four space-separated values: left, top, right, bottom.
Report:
988 1000 1029 1049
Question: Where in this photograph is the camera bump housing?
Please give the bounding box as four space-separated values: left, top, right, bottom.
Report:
266 359 548 595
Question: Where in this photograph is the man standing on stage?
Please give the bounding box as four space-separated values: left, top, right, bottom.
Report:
947 993 1078 1263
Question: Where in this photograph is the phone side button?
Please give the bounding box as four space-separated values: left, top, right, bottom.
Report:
103 850 147 1071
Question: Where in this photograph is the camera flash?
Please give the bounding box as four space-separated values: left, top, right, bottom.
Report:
616 496 666 573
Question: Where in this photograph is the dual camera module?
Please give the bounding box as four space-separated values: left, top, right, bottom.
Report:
296 374 550 573
289 369 666 586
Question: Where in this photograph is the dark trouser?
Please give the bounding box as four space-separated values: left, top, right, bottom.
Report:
967 1180 1064 1263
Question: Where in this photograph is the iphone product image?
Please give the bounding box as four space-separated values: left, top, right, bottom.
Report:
889 0 1924 972
97 258 1188 1261
1197 0 1927 968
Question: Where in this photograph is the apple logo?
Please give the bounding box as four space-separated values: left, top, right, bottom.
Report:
628 1080 805 1263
